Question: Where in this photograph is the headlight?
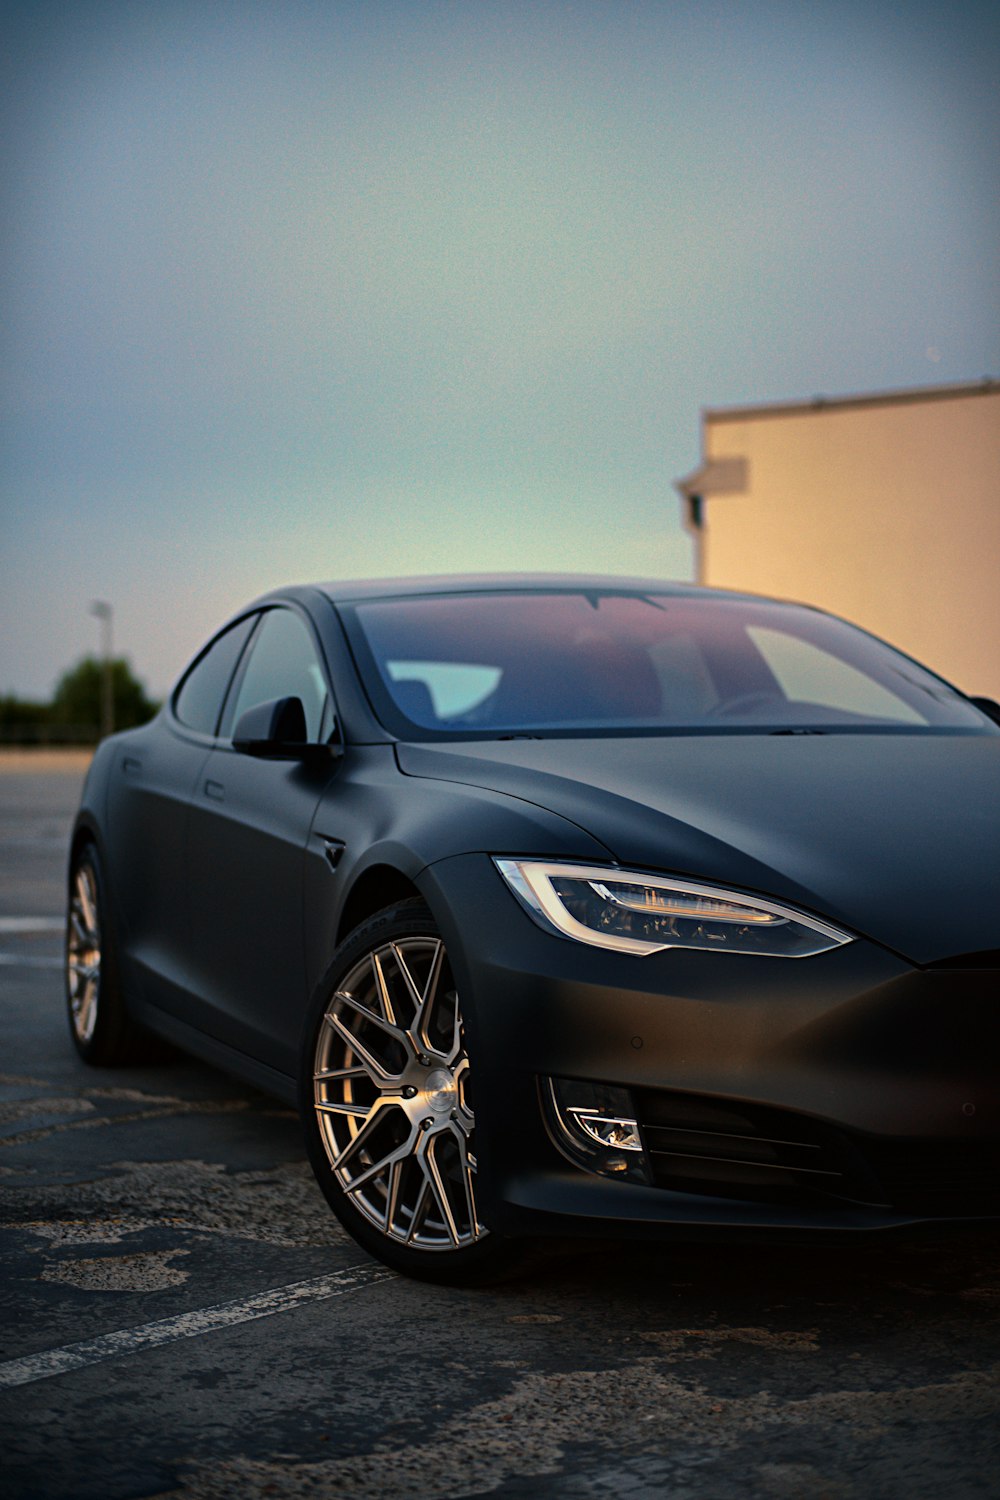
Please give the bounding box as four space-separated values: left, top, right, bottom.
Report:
493 859 851 958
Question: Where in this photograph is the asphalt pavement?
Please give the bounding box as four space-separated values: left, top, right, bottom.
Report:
0 753 998 1499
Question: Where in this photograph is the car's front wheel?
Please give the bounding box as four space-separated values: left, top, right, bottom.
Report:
300 899 521 1283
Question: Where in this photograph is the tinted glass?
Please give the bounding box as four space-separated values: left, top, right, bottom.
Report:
173 615 256 735
228 608 331 742
347 591 993 736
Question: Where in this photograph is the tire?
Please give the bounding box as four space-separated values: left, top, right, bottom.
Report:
65 843 160 1066
300 899 525 1284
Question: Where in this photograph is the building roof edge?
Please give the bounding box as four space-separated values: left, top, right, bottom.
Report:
704 378 998 424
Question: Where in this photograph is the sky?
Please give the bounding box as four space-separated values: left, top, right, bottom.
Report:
2 0 998 700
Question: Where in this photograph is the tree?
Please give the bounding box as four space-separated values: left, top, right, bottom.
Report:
50 656 159 738
0 694 51 744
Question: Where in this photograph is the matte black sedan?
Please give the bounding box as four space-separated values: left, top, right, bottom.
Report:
66 575 1000 1281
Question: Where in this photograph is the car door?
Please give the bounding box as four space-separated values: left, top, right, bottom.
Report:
180 604 340 1073
105 613 258 1012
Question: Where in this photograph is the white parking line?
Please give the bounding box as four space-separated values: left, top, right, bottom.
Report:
0 955 63 968
0 1264 396 1389
0 917 63 968
0 917 64 933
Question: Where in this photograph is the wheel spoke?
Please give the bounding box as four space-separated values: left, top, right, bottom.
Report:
76 983 97 1039
370 952 398 1025
383 1157 403 1234
342 1133 414 1198
449 1000 462 1066
334 988 407 1045
324 1009 396 1086
315 1099 370 1119
75 873 97 936
69 908 91 947
69 963 99 999
407 940 446 1054
420 1133 461 1247
404 1178 432 1246
458 1135 479 1233
329 1095 397 1175
391 942 425 1015
313 1064 368 1083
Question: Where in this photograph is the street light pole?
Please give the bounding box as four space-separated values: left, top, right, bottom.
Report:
89 600 114 740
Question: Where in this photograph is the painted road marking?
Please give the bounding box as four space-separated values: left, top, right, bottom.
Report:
0 1264 396 1390
0 917 64 933
0 918 63 967
0 955 63 968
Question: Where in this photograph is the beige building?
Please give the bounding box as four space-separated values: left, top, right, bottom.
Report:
676 379 1000 700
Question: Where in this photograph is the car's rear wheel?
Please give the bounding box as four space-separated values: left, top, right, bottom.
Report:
300 899 522 1283
66 843 157 1066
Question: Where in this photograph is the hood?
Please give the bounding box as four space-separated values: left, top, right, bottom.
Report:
398 733 1000 966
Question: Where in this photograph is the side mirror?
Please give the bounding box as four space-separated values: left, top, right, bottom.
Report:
233 696 311 758
970 695 1000 728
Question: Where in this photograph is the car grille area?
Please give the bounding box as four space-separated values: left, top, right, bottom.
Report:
637 1089 1000 1218
632 1089 880 1206
547 1078 1000 1220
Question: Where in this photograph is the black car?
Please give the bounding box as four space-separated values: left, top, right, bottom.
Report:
66 575 1000 1282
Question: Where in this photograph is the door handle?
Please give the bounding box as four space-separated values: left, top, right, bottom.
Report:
204 780 226 802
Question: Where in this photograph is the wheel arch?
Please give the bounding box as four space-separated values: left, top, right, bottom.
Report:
335 862 425 946
68 816 102 882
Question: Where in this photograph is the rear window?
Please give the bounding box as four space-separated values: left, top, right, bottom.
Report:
343 590 993 738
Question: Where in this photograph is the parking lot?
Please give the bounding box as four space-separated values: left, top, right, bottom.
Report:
1 754 998 1499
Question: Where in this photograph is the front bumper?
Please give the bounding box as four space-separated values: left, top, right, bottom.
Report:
421 853 1000 1241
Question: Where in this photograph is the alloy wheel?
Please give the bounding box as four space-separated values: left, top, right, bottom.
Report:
312 935 486 1251
67 859 102 1045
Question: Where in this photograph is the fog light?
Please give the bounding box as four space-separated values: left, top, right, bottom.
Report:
566 1108 643 1152
544 1077 651 1185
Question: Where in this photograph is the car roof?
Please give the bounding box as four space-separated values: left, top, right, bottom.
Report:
305 573 763 605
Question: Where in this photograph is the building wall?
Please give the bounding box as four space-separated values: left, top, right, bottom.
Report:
695 384 1000 699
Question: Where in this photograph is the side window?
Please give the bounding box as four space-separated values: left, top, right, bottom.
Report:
173 615 257 736
227 608 331 742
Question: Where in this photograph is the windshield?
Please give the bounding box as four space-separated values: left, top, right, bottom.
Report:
344 590 993 738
